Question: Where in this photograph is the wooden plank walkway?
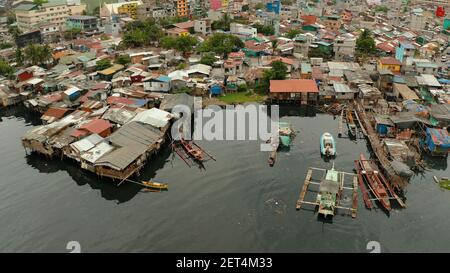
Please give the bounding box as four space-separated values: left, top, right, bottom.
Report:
354 102 408 190
296 169 313 210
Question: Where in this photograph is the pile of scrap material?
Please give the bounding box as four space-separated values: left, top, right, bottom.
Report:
21 121 72 157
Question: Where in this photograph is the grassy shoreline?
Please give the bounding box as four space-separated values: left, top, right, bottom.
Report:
218 91 267 104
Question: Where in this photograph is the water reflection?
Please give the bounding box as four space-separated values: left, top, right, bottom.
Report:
25 143 174 204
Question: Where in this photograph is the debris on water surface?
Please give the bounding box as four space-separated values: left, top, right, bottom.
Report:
264 198 287 215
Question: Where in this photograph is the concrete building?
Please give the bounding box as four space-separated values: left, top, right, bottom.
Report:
395 42 416 63
194 19 211 35
333 37 356 61
410 10 426 31
117 2 139 19
230 23 257 39
100 1 143 19
14 0 69 33
66 15 98 32
175 0 189 17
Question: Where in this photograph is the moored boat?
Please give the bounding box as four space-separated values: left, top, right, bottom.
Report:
320 132 336 156
180 138 204 162
142 181 169 190
358 154 391 211
346 110 357 137
316 165 340 217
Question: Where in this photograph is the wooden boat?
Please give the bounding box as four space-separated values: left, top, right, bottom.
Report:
180 138 204 162
358 154 391 211
316 165 340 218
320 132 336 156
346 109 357 137
141 181 169 190
268 137 279 166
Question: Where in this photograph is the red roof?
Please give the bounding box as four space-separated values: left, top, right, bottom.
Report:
270 79 319 93
173 21 195 29
379 57 402 65
42 107 70 118
80 119 112 135
301 15 317 25
107 96 136 105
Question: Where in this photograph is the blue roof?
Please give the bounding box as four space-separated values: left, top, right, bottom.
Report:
393 76 406 84
400 42 415 49
157 76 171 82
438 78 450 84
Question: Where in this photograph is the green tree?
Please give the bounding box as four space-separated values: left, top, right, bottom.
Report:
0 43 13 49
356 29 376 56
122 19 164 48
177 63 187 70
211 13 232 31
254 23 275 36
24 44 51 66
96 59 112 71
255 3 264 9
93 7 100 16
200 52 216 66
285 28 302 39
0 58 14 78
261 61 288 92
374 6 389 13
15 48 24 66
174 35 198 54
197 33 244 56
33 0 48 7
116 54 131 65
63 28 81 40
160 36 177 49
8 25 22 39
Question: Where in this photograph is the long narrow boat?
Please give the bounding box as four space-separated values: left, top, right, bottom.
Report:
180 138 204 162
358 154 391 211
346 109 357 138
141 181 169 190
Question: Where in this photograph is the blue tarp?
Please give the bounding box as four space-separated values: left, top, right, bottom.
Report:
424 127 450 153
210 85 222 95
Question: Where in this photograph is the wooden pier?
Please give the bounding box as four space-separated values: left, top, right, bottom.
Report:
354 102 408 190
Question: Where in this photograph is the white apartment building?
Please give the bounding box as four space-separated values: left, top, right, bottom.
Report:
14 0 69 33
230 23 257 39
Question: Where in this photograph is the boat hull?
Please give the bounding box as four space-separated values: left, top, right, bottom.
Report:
320 133 336 156
358 155 391 211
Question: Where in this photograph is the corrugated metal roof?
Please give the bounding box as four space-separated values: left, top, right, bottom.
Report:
81 142 114 164
108 121 164 148
130 108 172 128
70 134 104 153
333 83 353 93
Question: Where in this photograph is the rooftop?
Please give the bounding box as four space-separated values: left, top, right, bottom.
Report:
270 79 319 93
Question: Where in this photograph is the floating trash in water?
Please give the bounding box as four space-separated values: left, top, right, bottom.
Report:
439 180 450 190
264 198 287 215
